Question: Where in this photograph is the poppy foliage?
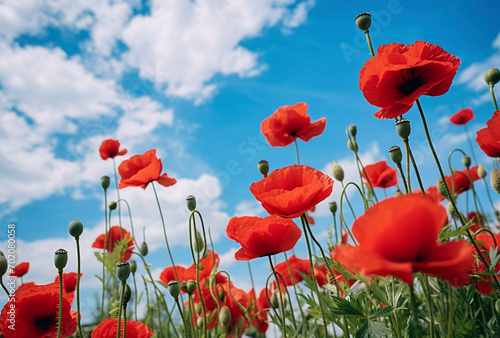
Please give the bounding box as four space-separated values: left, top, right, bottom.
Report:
359 41 460 119
250 164 333 218
92 225 134 261
332 195 474 286
261 102 326 147
118 149 176 189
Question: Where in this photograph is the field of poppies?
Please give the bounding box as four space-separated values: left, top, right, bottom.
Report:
2 11 500 338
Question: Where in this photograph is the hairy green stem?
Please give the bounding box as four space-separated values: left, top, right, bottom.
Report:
75 237 83 338
409 284 421 338
269 255 288 338
57 270 63 338
490 84 499 110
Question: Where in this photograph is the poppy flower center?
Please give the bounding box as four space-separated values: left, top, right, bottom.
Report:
398 75 424 95
34 315 55 332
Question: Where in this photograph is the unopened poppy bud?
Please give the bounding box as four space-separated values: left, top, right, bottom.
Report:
54 248 68 271
180 281 188 293
140 242 148 256
496 299 500 313
192 230 204 253
491 168 500 194
109 201 117 210
461 156 471 168
186 195 196 211
270 291 280 309
437 178 451 200
446 202 455 215
101 176 110 190
168 280 180 299
194 303 202 315
355 12 371 31
347 139 358 152
331 161 344 181
186 280 196 294
130 260 137 274
478 164 487 178
395 188 404 197
328 201 337 214
197 317 204 328
116 261 130 282
0 252 7 276
68 220 83 238
120 283 132 304
217 287 225 301
389 146 403 164
485 68 500 86
396 118 411 139
258 160 270 177
219 305 231 327
348 124 357 138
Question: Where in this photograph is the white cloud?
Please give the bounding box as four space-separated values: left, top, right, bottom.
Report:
233 200 265 216
218 247 238 269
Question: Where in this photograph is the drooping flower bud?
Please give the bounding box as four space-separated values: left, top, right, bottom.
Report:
258 160 270 177
121 283 132 304
396 118 411 139
109 201 117 210
101 176 110 190
68 220 83 238
196 317 204 329
485 68 500 86
389 146 403 165
186 195 196 211
347 124 357 138
270 291 280 309
0 251 7 276
328 201 337 214
117 261 131 282
437 178 452 201
219 305 231 327
54 248 68 271
347 139 358 152
168 280 180 299
130 260 137 274
192 230 204 253
194 303 202 315
140 242 149 256
331 161 344 181
491 168 500 194
478 164 487 179
355 13 371 31
461 156 471 168
217 287 225 301
186 280 196 294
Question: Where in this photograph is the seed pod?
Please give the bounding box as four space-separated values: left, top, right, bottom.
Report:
54 248 68 271
396 118 411 139
68 220 83 238
116 261 131 282
258 160 270 177
355 13 371 31
186 195 196 211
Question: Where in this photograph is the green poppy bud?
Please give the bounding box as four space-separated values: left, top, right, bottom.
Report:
395 188 404 197
347 139 358 152
496 299 500 313
331 161 344 181
120 283 132 304
186 195 196 211
140 242 148 256
101 176 110 190
130 260 137 274
68 220 83 238
197 317 204 328
389 146 403 165
258 160 270 177
0 251 7 276
485 68 500 86
54 248 68 272
347 124 357 138
478 164 487 179
328 201 337 214
109 201 117 210
461 156 471 168
194 303 202 315
192 230 204 253
491 168 500 194
217 287 225 301
270 291 280 309
219 305 231 327
355 13 371 31
180 281 188 293
396 118 411 139
116 261 131 282
186 280 196 294
437 178 452 200
168 280 180 299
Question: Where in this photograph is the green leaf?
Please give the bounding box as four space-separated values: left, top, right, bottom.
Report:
369 282 389 306
437 221 474 242
327 294 365 317
369 306 394 319
356 319 390 337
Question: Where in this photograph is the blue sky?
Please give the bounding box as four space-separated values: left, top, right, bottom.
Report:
1 0 499 322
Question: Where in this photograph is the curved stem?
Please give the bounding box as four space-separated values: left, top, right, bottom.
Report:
463 124 478 164
339 182 368 245
0 280 9 297
490 84 499 111
355 151 378 202
416 99 500 292
364 29 375 57
75 237 83 338
117 199 138 248
268 255 288 338
282 252 303 325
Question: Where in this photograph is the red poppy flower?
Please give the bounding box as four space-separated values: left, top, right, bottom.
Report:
54 272 83 302
221 282 251 335
476 111 500 157
413 185 444 204
450 108 475 125
250 164 333 218
91 318 153 337
10 261 29 277
359 41 460 119
466 212 484 233
249 288 269 334
118 149 176 189
273 255 329 289
226 215 301 260
261 102 326 147
332 195 474 286
443 166 480 195
362 161 398 188
99 139 128 160
0 283 77 338
92 226 134 261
